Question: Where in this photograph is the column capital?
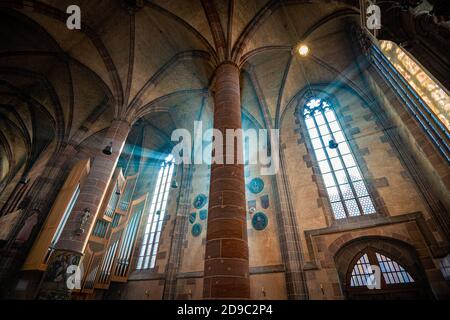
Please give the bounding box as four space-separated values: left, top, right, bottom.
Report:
215 60 240 71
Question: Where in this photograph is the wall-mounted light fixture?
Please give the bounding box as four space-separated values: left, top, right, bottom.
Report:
102 142 113 155
328 139 339 149
19 175 29 185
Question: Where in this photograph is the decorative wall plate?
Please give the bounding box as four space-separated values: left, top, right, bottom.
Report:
189 212 196 224
199 209 208 220
252 212 268 231
193 194 207 209
191 223 202 237
248 178 264 194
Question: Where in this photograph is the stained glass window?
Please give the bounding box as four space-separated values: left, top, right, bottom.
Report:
137 154 174 269
303 97 376 219
350 253 374 287
439 254 450 280
376 252 414 285
379 40 450 131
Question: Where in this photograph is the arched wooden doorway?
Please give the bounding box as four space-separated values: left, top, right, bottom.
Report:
335 237 433 300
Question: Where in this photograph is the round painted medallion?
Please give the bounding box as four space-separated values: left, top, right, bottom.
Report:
193 194 207 209
199 209 208 220
252 212 268 231
248 178 264 194
191 223 202 237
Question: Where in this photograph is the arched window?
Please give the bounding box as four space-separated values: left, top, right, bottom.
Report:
346 248 421 299
303 97 376 219
349 250 414 288
136 154 174 270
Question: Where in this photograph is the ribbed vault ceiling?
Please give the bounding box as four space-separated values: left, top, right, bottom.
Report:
0 0 366 185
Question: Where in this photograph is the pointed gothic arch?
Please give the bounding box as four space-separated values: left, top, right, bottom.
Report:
334 236 433 300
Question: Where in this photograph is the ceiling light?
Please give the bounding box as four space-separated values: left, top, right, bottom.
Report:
298 44 310 57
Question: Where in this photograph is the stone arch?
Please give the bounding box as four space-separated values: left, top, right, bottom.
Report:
334 236 434 299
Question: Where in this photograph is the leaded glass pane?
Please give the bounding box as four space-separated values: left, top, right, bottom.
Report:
347 167 362 181
439 255 450 280
323 173 336 187
334 170 348 185
345 199 360 216
329 121 340 132
334 131 345 143
309 127 319 138
360 196 376 214
350 254 373 287
330 157 343 171
331 202 346 219
315 114 325 125
311 138 322 150
326 146 338 158
318 124 329 135
324 110 336 122
305 117 315 129
327 186 340 202
314 148 327 161
353 181 369 197
318 160 331 173
338 142 351 155
342 154 356 167
339 184 354 200
376 253 414 284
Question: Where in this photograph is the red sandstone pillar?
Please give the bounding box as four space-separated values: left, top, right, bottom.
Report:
38 119 130 298
56 119 130 253
203 62 250 299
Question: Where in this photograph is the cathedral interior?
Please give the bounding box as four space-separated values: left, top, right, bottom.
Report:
0 0 449 300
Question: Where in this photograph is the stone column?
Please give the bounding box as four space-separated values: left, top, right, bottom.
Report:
203 62 250 299
38 119 130 299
